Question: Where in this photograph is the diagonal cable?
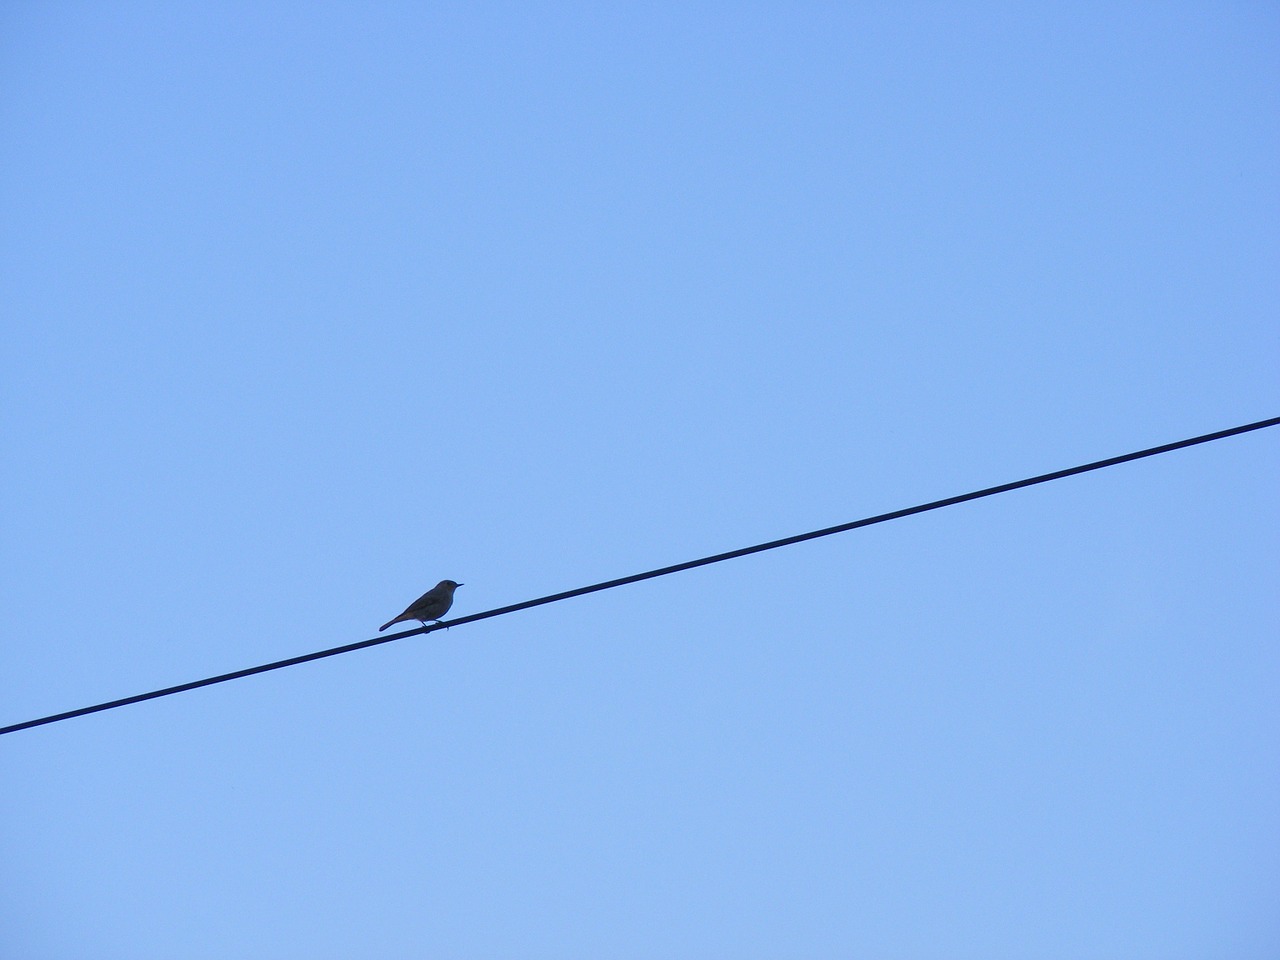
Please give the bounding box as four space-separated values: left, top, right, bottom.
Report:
2 415 1276 738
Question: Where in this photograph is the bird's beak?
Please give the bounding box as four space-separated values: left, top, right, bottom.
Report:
457 583 465 587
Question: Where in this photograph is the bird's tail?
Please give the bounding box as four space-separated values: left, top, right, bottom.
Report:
378 618 399 632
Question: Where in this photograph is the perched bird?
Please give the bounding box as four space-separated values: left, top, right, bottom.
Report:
379 579 463 632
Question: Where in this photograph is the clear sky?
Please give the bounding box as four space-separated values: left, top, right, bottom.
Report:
2 2 1277 957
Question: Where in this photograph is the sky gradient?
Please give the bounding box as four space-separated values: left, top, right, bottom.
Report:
2 3 1278 957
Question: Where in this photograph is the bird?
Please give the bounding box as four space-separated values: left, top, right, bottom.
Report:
379 579 463 632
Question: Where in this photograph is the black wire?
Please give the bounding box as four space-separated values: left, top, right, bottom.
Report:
3 415 1277 738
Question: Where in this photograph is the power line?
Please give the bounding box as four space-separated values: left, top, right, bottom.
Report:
3 415 1277 738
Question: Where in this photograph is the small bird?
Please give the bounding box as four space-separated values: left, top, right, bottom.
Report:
379 579 463 632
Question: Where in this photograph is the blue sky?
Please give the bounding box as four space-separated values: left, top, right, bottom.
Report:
2 2 1277 956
